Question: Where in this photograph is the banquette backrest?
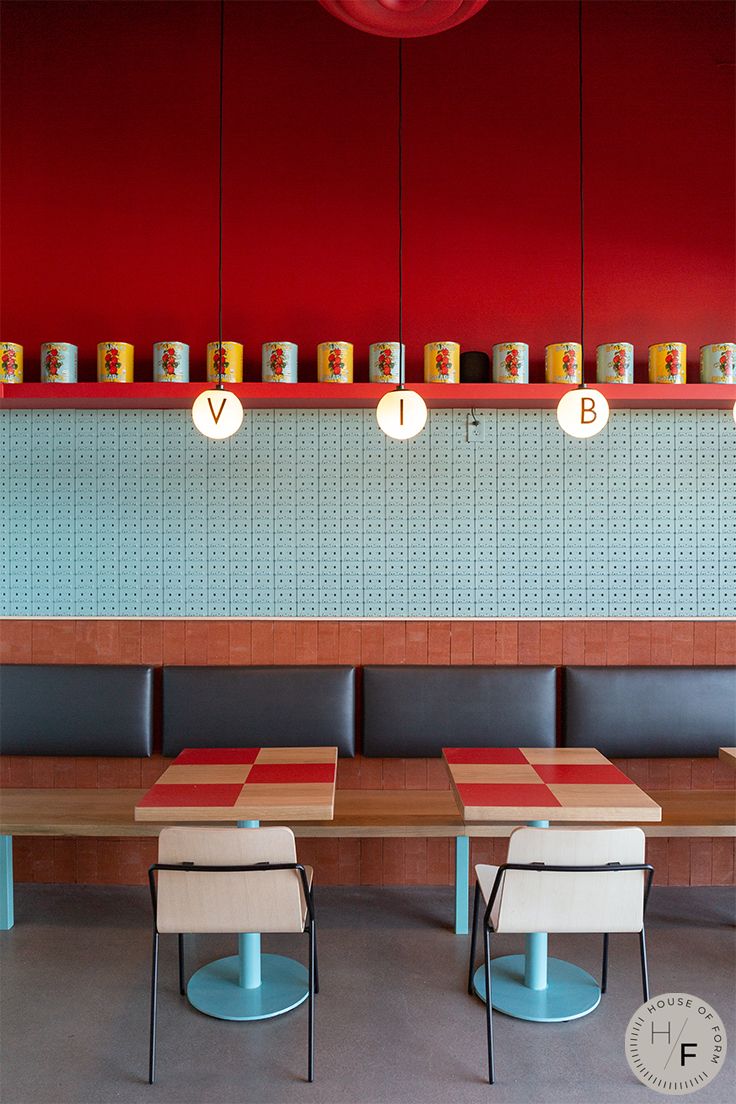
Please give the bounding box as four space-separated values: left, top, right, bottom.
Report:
361 666 558 757
564 666 736 757
0 664 155 756
161 665 356 757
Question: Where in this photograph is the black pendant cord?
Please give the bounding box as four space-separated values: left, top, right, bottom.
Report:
397 38 404 391
578 0 585 389
216 0 225 391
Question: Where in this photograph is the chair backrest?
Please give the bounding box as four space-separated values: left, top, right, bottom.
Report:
494 826 647 934
155 826 306 935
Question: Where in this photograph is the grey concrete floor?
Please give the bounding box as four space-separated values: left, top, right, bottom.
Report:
0 884 734 1104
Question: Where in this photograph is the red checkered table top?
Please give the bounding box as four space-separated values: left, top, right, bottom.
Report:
134 746 337 822
442 747 661 823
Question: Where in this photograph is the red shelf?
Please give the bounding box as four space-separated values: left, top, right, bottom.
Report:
1 382 735 410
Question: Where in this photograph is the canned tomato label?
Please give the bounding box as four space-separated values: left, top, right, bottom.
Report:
262 342 298 383
153 342 189 382
317 342 353 383
596 342 633 384
98 342 134 382
546 342 582 384
0 342 23 383
424 341 459 383
493 343 528 383
649 342 686 383
369 342 402 384
41 343 77 383
700 343 734 383
207 341 243 383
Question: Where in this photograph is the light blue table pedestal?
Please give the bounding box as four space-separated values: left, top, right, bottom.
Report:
185 819 309 1022
471 818 601 1022
1 836 13 931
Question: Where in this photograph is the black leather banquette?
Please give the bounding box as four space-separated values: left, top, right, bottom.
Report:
0 664 155 756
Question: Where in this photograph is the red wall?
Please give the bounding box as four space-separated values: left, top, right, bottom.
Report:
1 0 734 383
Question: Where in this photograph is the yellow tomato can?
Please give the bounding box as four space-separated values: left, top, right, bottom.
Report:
317 342 353 383
648 342 686 383
424 341 459 383
700 343 734 383
207 341 243 383
596 342 633 384
0 342 23 382
97 342 134 382
545 342 582 384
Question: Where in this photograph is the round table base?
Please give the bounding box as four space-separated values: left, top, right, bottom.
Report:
187 953 309 1021
473 955 601 1023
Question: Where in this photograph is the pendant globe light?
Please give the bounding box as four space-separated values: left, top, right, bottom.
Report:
192 0 243 440
376 39 427 441
557 1 609 440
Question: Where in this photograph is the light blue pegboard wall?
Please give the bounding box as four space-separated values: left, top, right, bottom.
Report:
1 407 734 618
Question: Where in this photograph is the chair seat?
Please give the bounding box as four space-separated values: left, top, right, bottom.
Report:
475 864 501 929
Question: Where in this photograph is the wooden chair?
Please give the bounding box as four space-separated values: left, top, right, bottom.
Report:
147 826 317 1084
467 826 654 1084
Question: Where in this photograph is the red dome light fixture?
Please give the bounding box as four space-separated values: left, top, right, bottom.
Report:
318 0 488 38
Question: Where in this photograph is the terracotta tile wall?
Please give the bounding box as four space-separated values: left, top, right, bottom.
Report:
2 619 735 887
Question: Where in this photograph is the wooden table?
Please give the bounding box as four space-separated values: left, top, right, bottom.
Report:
443 746 661 1024
135 746 337 1022
718 747 736 769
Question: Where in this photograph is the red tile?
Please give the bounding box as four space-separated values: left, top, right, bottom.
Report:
668 759 693 789
619 758 649 788
8 757 33 786
689 839 713 886
450 621 473 665
405 759 428 790
95 622 120 664
539 621 563 666
74 757 99 788
0 619 33 663
336 756 361 788
383 622 407 664
496 622 519 665
206 621 230 664
251 620 275 663
518 621 540 665
53 838 78 883
605 622 629 665
52 757 79 788
426 838 451 885
176 748 259 765
358 757 383 789
428 621 451 664
380 758 405 790
382 839 405 885
473 621 496 664
650 622 673 665
141 620 164 665
97 757 141 788
74 620 98 663
229 621 252 664
404 837 427 885
246 763 335 784
337 838 361 883
693 622 716 664
645 838 669 886
361 622 384 664
584 621 606 665
360 839 383 885
317 621 339 664
294 621 318 664
273 620 297 663
32 619 75 663
456 783 557 808
31 758 56 787
712 839 735 885
445 747 527 764
426 758 451 790
141 755 171 787
162 620 186 664
667 839 691 886
406 621 428 664
118 620 142 663
646 760 671 790
671 622 694 666
715 622 736 665
185 620 209 664
714 759 736 791
691 758 715 790
32 837 55 883
628 622 652 664
338 621 362 665
138 783 242 807
77 838 99 883
533 763 633 785
562 622 585 665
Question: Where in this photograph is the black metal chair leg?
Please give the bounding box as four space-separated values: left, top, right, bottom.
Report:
601 933 609 994
313 921 320 995
468 881 481 995
639 928 650 1002
308 920 316 1082
483 926 495 1085
148 929 159 1085
178 933 186 996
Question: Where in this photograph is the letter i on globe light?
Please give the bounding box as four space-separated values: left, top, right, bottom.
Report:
556 386 609 439
376 348 427 441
